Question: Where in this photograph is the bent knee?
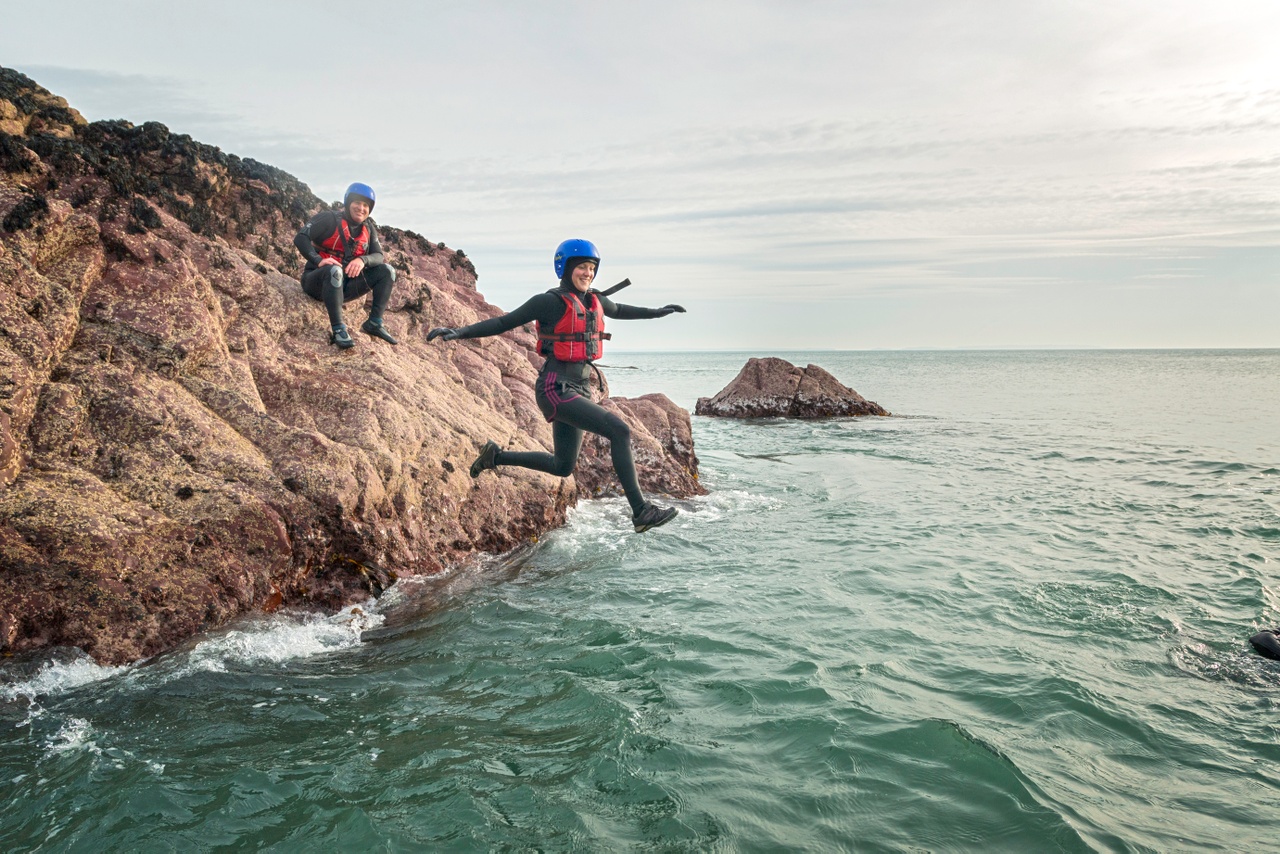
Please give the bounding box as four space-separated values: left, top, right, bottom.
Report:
367 264 395 285
607 419 632 444
325 266 344 287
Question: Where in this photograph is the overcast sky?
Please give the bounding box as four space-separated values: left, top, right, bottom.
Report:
3 0 1277 349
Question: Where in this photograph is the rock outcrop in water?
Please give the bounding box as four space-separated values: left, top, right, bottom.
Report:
695 357 889 419
0 67 703 665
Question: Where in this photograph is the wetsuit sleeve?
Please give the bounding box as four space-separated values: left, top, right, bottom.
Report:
294 210 338 265
453 292 563 339
599 294 671 320
362 222 386 267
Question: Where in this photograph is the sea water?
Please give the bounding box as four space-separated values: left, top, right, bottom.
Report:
2 350 1277 852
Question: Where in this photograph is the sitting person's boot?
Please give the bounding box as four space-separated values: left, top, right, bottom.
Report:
632 502 678 533
361 317 398 344
330 324 355 349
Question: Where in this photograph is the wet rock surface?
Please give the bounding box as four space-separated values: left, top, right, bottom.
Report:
695 357 890 419
0 67 702 664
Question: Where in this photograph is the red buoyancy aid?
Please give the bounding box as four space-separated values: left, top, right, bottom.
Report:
315 218 370 264
537 290 612 362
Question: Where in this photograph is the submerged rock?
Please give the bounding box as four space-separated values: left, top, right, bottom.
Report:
695 357 889 419
0 66 702 665
1250 630 1280 661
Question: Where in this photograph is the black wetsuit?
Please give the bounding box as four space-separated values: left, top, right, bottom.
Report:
452 286 673 514
294 210 396 329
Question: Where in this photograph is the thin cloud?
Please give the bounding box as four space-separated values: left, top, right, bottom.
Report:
4 0 1278 348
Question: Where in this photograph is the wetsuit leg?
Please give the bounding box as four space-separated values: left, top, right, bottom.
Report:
301 265 346 328
499 395 645 514
498 419 584 477
363 264 396 324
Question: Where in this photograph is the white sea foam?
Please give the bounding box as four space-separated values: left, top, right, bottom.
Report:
45 717 99 755
538 488 778 559
181 603 383 670
692 487 780 516
1 603 385 701
551 500 631 553
0 655 127 704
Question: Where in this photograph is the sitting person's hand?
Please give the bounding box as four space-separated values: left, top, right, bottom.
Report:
427 327 461 342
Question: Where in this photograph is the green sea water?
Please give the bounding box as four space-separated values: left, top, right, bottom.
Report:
2 350 1278 852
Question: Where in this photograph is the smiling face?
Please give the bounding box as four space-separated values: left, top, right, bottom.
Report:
569 260 597 293
346 197 371 224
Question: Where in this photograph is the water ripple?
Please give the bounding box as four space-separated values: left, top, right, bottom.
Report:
4 350 1280 849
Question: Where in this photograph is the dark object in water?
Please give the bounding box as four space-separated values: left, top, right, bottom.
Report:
1249 629 1280 661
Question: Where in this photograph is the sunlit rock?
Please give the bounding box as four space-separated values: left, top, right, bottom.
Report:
0 67 701 664
695 357 889 419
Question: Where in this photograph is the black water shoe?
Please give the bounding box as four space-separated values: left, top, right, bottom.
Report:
362 318 398 345
470 440 500 478
330 325 355 349
633 503 678 533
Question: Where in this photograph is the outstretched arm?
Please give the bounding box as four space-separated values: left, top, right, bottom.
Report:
429 292 562 342
600 294 686 320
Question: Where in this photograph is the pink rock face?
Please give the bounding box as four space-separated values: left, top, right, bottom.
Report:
0 68 701 664
695 357 890 419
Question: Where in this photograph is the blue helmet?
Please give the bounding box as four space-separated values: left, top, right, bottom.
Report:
554 238 600 278
344 182 376 211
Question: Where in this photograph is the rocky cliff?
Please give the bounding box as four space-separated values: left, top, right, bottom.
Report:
0 68 703 665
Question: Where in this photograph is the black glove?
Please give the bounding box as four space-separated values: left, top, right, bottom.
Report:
427 327 461 342
658 304 686 316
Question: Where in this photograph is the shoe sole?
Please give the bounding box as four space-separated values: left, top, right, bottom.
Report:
634 508 678 533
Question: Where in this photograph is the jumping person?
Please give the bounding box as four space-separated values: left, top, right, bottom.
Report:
428 239 686 533
294 182 398 349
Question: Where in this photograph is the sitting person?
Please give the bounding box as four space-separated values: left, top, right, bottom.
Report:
294 182 397 348
428 239 686 533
